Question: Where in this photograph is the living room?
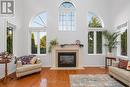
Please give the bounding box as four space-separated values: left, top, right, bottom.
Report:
0 0 130 87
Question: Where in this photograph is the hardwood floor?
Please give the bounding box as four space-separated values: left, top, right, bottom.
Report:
0 67 108 87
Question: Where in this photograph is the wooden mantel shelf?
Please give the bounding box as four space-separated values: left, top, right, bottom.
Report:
54 45 80 51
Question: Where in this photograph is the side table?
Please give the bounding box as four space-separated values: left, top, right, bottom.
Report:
105 56 116 68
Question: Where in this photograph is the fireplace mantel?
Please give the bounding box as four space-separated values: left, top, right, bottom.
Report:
50 45 84 70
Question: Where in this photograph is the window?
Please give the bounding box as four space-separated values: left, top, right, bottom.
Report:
88 12 104 28
30 12 47 54
117 22 128 57
88 31 102 54
121 30 127 56
30 12 47 28
88 12 104 54
59 2 76 31
7 26 13 54
31 32 46 54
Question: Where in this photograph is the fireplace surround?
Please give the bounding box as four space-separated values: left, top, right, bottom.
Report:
51 45 84 70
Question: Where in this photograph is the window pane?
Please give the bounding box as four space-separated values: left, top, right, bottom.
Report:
96 31 102 54
121 29 127 56
88 32 94 54
7 27 13 54
31 32 38 54
88 12 104 28
30 12 47 27
40 32 46 54
59 2 75 31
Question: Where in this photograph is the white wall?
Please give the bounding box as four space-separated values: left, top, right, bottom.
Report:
0 0 24 78
22 0 110 67
109 0 130 59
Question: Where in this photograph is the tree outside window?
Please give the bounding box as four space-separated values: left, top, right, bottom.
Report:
121 29 127 56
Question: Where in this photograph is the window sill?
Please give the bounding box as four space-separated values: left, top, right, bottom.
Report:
117 55 128 59
31 54 47 56
88 54 105 56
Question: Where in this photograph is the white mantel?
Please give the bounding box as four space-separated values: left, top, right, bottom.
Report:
50 45 84 70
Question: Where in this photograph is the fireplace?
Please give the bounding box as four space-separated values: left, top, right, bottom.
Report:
58 52 76 67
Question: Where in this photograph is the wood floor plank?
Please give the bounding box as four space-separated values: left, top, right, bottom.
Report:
0 67 108 87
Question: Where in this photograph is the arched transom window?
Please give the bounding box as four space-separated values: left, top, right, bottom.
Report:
59 2 76 31
30 12 47 28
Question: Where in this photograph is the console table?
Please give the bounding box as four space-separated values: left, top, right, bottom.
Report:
105 56 116 68
0 53 12 83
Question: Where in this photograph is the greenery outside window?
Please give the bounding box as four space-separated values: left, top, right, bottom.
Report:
121 29 127 56
7 27 13 54
31 32 46 54
88 31 103 54
88 12 104 54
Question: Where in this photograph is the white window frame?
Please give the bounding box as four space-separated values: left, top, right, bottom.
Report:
29 28 47 55
59 2 76 31
29 12 47 55
116 22 128 58
88 28 104 55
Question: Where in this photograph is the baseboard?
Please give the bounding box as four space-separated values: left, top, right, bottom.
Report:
50 67 85 70
83 65 105 68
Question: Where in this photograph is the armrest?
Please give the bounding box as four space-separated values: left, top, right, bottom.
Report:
16 61 23 68
36 58 41 64
112 61 119 67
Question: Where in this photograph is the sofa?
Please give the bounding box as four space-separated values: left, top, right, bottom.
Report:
109 61 130 86
16 55 42 78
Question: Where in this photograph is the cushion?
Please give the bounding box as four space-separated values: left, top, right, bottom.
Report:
16 64 42 73
118 59 128 69
127 61 130 71
17 55 36 65
30 57 37 64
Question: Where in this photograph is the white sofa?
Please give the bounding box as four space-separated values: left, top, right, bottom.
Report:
16 58 42 78
109 61 130 86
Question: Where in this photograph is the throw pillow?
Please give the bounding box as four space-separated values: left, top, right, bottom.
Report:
118 59 128 69
127 61 130 71
30 57 37 64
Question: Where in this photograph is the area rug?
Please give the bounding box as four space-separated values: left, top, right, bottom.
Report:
70 74 125 87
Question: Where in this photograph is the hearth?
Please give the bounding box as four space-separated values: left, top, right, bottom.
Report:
58 52 76 67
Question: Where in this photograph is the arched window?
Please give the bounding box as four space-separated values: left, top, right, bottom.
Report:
30 12 47 28
29 12 47 54
88 12 104 54
88 12 104 28
59 2 76 31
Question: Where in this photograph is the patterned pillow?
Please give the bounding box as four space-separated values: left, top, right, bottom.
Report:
126 61 130 71
118 59 128 69
17 55 36 65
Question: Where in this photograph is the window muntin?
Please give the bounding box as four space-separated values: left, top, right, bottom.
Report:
30 12 47 28
59 2 76 31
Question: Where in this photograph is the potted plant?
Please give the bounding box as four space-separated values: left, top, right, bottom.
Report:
48 39 58 53
103 30 120 56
